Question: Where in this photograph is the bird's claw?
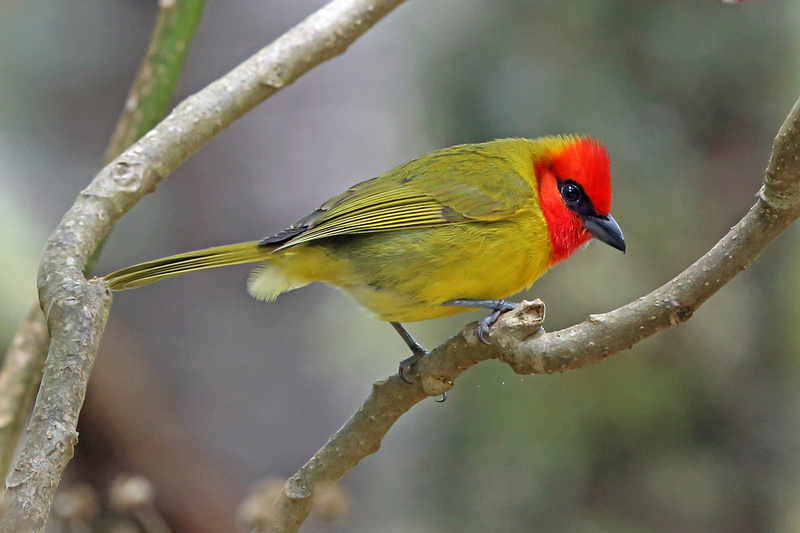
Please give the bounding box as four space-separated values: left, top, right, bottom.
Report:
477 321 491 345
391 322 453 403
398 350 427 384
475 302 517 344
392 322 430 383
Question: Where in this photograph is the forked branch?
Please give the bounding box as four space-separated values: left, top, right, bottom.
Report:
0 1 408 530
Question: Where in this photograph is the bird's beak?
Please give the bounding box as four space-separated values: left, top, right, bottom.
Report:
582 213 626 253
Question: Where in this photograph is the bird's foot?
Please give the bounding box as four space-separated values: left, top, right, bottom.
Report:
397 350 427 384
442 299 518 344
391 322 428 383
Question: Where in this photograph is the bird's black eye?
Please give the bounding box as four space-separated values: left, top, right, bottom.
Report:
561 183 581 204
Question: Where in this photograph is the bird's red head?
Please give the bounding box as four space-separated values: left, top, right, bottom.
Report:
535 137 624 265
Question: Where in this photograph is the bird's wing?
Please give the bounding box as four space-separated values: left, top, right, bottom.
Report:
263 146 535 250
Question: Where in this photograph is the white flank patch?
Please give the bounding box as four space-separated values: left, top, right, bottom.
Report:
247 263 309 301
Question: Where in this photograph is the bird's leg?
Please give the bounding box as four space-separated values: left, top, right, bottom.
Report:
442 299 518 344
391 322 428 384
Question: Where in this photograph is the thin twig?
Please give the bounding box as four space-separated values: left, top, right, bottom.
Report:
0 1 407 531
257 96 800 532
0 0 206 497
104 0 207 165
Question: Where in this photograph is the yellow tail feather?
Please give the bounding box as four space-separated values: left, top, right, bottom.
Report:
103 241 272 290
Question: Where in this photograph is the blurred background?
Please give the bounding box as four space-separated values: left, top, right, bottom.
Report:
2 0 800 531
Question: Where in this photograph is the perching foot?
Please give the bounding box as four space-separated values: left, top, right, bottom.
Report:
442 299 518 344
391 322 428 383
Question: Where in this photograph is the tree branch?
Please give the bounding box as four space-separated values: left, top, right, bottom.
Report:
0 0 207 497
0 307 50 481
0 0 407 530
103 0 207 165
256 96 800 532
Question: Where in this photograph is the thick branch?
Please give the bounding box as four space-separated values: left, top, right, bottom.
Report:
258 96 800 531
0 1 407 530
0 0 206 498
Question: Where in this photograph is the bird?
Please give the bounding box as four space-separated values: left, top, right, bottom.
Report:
103 136 625 376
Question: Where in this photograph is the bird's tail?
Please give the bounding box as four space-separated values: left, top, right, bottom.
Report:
103 241 273 290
